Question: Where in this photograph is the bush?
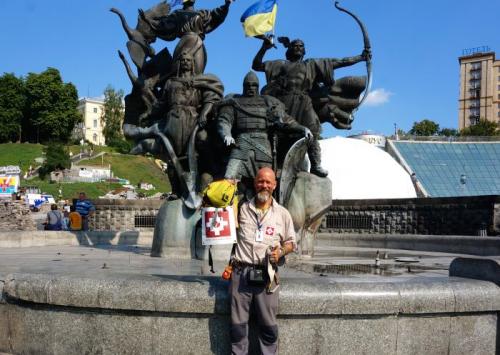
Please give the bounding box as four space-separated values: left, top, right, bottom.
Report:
38 142 70 179
108 138 132 154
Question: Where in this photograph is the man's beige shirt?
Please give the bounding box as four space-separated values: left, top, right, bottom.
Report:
234 197 296 265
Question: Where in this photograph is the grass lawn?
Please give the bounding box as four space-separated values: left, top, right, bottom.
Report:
1 143 171 199
22 178 124 200
79 153 171 193
67 145 117 156
0 143 44 172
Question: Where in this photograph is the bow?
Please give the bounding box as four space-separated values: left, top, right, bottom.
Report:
334 1 372 110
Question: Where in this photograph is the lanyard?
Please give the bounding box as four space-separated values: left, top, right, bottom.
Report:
254 207 269 231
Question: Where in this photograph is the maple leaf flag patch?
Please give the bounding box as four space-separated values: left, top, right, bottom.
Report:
265 226 275 236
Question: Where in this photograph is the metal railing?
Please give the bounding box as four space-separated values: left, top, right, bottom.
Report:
325 215 373 230
134 215 156 228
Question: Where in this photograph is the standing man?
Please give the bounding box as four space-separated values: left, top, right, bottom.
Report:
230 167 296 354
252 37 370 177
75 192 95 231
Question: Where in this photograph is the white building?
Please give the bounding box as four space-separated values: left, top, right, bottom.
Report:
319 137 417 200
347 132 387 149
76 98 106 146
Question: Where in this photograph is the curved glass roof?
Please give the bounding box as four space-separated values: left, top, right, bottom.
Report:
392 141 500 197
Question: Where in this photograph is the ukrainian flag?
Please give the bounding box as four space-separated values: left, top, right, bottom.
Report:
241 0 278 37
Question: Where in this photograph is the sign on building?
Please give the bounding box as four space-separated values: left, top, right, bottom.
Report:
0 166 21 197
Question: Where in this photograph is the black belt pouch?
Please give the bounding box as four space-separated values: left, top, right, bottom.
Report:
247 268 266 286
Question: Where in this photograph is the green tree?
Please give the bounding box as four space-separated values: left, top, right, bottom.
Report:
409 119 440 136
439 128 458 137
460 119 499 136
101 85 125 145
38 142 71 179
24 68 81 143
0 73 25 143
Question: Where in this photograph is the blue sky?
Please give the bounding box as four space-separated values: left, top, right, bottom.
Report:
0 0 498 137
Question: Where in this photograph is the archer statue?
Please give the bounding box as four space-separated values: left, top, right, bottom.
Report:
252 2 372 178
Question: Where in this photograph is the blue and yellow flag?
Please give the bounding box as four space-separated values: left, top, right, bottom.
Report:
240 0 278 37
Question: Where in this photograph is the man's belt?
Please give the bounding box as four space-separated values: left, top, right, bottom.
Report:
231 259 265 270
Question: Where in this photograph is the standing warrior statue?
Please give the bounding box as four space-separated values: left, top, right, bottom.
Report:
217 71 312 182
252 35 371 178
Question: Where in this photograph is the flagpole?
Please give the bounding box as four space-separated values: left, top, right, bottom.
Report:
271 0 277 45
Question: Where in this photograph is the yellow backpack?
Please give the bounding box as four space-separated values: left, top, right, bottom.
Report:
202 179 238 208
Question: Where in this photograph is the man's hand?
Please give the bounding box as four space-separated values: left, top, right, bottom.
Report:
269 246 284 264
304 128 313 140
224 136 235 147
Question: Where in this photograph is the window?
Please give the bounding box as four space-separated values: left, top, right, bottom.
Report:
93 119 97 128
93 133 97 142
470 117 480 125
471 62 481 71
93 108 98 113
470 99 480 108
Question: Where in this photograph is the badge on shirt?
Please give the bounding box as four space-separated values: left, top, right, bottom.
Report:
265 226 275 236
255 229 264 242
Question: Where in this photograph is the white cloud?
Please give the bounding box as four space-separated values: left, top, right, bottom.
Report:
364 88 393 107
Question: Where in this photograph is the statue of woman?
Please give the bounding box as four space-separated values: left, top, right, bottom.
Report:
140 0 233 75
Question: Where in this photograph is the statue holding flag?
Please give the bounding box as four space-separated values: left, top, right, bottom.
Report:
241 0 372 177
252 37 370 177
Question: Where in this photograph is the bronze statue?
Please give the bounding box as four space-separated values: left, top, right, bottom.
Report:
124 51 223 200
111 0 371 259
118 50 161 122
252 36 371 177
217 71 312 181
140 0 233 75
110 2 170 71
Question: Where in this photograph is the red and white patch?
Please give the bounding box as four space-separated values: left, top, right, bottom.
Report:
265 226 275 236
